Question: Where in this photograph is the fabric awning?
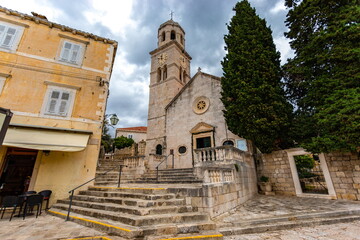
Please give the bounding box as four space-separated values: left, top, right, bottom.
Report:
3 125 92 152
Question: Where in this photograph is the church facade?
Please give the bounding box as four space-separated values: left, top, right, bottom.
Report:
145 19 248 169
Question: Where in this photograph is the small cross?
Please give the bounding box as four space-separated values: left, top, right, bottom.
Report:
170 10 174 20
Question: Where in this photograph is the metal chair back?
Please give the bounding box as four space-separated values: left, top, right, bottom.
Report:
38 190 52 210
23 194 43 219
0 196 19 221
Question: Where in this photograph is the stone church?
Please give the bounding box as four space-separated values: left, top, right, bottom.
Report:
145 19 248 169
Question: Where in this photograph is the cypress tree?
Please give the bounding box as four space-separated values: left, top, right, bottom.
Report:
221 0 293 153
283 0 360 153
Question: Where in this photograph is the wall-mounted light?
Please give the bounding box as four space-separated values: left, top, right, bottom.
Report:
109 114 119 126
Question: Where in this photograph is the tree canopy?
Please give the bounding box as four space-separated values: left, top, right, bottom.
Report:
221 0 293 153
101 119 113 153
114 136 135 150
283 0 360 153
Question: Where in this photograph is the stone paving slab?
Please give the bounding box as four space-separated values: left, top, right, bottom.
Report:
224 220 360 240
1 194 360 240
217 195 360 223
0 212 126 240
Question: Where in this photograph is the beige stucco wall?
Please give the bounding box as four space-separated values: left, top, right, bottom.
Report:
0 10 116 205
165 72 245 169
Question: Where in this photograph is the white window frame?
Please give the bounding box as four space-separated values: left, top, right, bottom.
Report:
42 86 76 118
0 21 24 52
58 40 85 65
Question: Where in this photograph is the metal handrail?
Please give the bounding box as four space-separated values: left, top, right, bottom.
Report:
66 164 127 221
156 153 173 182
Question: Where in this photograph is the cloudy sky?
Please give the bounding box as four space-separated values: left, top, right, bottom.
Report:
0 0 292 136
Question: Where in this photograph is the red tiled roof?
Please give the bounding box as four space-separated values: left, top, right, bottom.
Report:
116 126 147 133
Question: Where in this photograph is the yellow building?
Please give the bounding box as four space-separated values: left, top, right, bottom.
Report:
0 7 117 205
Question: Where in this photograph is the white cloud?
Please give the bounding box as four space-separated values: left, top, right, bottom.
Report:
84 0 137 36
274 36 293 64
0 0 62 20
270 0 286 14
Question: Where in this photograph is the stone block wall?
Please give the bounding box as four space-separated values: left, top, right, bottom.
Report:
324 152 360 200
257 150 296 196
258 148 360 201
169 158 258 218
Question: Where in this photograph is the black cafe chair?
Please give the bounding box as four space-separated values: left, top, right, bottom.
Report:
23 194 43 220
0 196 19 221
38 190 52 212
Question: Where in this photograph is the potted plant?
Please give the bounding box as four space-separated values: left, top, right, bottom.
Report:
259 176 272 193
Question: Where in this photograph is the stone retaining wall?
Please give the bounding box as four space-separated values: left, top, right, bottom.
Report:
169 158 258 218
324 152 360 200
257 148 360 200
257 150 296 196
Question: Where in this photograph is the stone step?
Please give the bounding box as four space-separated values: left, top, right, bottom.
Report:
49 208 217 239
157 168 194 172
48 208 141 239
78 190 176 201
146 232 223 240
137 177 199 181
94 181 126 186
88 186 169 194
70 194 186 207
142 172 196 177
52 203 210 226
219 211 360 236
57 199 197 216
130 179 203 184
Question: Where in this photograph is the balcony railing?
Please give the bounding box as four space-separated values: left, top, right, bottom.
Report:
123 156 145 168
194 145 248 165
194 146 252 184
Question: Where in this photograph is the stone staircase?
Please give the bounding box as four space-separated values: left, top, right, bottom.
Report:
94 167 202 186
49 158 222 239
130 168 203 184
49 186 221 239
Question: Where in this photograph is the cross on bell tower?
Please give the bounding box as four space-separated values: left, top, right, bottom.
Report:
170 10 174 20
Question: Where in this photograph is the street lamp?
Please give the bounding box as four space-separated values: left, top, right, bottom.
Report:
109 114 119 126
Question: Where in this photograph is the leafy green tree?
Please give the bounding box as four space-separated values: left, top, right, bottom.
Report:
294 155 315 178
221 0 293 153
283 0 360 153
101 119 113 153
114 136 134 150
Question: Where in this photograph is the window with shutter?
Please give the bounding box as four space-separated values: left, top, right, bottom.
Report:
44 88 74 117
0 22 23 51
59 41 83 65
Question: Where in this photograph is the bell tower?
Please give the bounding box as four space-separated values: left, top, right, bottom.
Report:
146 19 192 158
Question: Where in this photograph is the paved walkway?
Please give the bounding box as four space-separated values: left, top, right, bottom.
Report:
0 212 125 240
218 195 360 223
224 220 360 240
0 195 359 240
